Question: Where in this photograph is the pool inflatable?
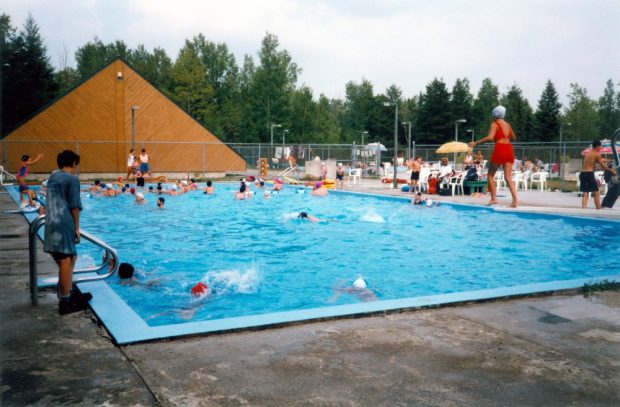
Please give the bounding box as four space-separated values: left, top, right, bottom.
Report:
322 179 335 189
20 201 41 213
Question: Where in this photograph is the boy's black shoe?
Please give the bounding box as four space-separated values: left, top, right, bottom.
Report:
73 291 93 302
58 291 92 315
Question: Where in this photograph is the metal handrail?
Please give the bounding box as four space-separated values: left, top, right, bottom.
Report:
0 165 17 185
611 128 620 169
29 215 119 305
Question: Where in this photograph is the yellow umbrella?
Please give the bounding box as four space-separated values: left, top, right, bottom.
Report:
436 141 470 154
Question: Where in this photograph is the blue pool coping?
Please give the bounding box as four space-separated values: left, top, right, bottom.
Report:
5 184 620 345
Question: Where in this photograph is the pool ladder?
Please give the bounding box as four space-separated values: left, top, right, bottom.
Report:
28 215 119 305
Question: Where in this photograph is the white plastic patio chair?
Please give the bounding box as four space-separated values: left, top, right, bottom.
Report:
494 171 506 191
530 171 548 191
418 167 431 192
512 171 525 190
517 170 531 190
348 168 362 185
449 172 465 196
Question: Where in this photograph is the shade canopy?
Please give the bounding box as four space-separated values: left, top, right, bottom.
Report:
436 141 470 154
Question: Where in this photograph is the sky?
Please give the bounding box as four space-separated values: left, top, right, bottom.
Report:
3 0 619 107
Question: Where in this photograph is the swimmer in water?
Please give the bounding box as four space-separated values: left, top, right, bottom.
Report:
297 212 320 223
311 182 328 197
156 197 165 209
330 275 378 302
204 180 215 195
147 281 211 321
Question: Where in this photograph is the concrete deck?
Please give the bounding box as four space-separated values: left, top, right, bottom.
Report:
1 183 619 406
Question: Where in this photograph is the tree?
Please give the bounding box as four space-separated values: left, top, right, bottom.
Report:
170 40 213 120
314 94 340 143
563 83 599 141
597 79 619 138
127 45 173 94
533 80 562 142
416 78 452 143
341 79 378 143
1 14 57 135
242 33 300 143
471 78 499 139
75 38 130 79
450 78 473 124
290 86 316 143
499 84 534 141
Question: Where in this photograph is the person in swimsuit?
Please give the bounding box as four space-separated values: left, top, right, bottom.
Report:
125 149 135 181
17 153 43 187
408 156 422 194
580 140 616 209
469 106 518 207
336 163 345 190
139 148 150 175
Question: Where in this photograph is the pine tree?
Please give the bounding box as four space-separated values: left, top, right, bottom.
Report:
450 78 473 123
2 14 57 135
416 78 452 143
471 78 499 139
500 84 534 141
534 80 562 142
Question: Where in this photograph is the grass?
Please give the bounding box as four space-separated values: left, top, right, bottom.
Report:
582 279 620 297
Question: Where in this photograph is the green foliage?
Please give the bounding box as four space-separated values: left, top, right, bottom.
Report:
500 84 534 141
2 10 618 146
534 80 562 142
1 14 57 135
75 38 129 79
416 78 452 143
582 279 619 297
471 78 500 138
598 79 619 138
563 83 599 141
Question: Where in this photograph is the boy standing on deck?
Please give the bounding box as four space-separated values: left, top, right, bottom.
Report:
580 140 616 209
43 150 92 314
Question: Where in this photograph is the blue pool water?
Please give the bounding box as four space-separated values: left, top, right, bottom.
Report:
9 184 620 342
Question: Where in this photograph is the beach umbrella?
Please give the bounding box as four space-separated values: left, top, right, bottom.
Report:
365 142 387 152
581 145 619 156
436 141 470 154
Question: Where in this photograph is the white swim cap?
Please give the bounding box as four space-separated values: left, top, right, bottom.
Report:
492 105 506 119
338 163 343 167
41 180 47 187
136 192 144 199
181 180 188 186
426 199 433 207
353 275 367 289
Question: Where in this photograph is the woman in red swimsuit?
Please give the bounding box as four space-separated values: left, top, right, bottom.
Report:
469 106 518 207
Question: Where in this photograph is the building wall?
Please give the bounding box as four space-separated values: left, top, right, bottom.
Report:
1 60 246 174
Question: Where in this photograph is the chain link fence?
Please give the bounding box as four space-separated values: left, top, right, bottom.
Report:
1 139 598 180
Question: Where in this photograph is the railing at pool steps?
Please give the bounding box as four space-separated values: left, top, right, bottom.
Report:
0 165 17 186
29 215 119 305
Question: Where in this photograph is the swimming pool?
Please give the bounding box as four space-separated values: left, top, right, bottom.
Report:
9 184 620 344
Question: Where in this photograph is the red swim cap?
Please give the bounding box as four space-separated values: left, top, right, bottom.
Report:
191 282 209 297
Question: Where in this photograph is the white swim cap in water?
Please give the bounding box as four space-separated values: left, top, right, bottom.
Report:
353 274 367 289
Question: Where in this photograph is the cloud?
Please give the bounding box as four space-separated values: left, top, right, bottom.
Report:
3 0 619 105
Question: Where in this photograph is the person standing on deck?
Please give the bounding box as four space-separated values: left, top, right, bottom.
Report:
580 140 616 209
469 106 518 207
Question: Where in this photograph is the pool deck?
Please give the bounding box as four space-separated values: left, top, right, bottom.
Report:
1 184 619 406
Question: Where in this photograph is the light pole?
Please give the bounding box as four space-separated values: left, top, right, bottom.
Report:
131 106 140 149
383 101 399 189
361 130 368 146
559 122 572 190
466 129 475 142
454 119 467 169
282 129 289 148
402 121 412 159
270 123 281 166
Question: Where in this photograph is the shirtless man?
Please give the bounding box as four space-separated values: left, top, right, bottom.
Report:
580 140 616 209
311 182 328 196
408 156 422 194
